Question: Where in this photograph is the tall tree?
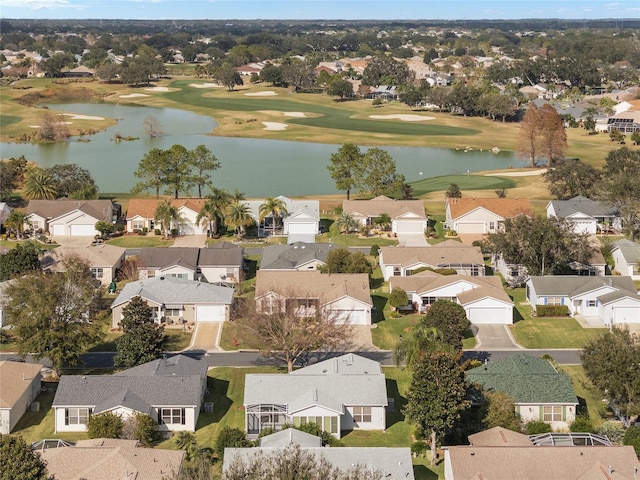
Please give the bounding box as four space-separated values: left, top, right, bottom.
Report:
225 201 254 239
0 435 51 480
196 189 230 237
46 164 98 199
326 78 353 100
114 297 166 368
362 55 414 86
599 147 640 240
154 199 183 238
327 143 365 200
0 156 27 201
259 197 288 238
516 103 543 168
213 63 244 91
422 300 470 353
4 210 28 237
132 148 169 198
2 256 101 374
190 145 221 198
361 148 405 197
404 350 469 466
164 144 194 198
538 104 567 166
142 115 164 138
483 215 594 276
445 183 462 199
0 241 41 281
581 329 640 422
543 158 601 200
23 168 57 200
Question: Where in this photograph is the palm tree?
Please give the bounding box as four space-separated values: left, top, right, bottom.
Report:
23 168 57 200
225 201 254 239
231 189 246 203
335 212 358 233
196 189 230 237
154 199 182 239
5 211 28 236
258 197 288 238
374 213 392 231
393 325 453 370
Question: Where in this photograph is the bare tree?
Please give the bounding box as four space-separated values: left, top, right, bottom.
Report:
38 112 70 142
235 295 353 372
516 103 567 167
143 115 164 138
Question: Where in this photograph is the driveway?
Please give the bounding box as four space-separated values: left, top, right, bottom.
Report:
52 236 95 247
458 233 485 245
472 324 522 350
397 233 428 246
187 322 223 352
170 234 207 248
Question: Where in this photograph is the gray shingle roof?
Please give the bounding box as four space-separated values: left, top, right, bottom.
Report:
260 242 332 270
138 246 243 270
528 276 637 298
259 428 322 447
613 239 640 264
549 196 619 218
93 389 153 415
115 355 207 378
111 276 234 308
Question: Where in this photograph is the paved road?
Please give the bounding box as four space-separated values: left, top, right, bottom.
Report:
0 348 582 369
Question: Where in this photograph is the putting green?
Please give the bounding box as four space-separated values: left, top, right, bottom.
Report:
409 174 515 197
0 115 21 128
165 81 478 137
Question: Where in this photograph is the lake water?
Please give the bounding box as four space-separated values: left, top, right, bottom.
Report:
1 103 522 197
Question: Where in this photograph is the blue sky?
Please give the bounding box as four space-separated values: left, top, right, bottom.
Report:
2 1 640 20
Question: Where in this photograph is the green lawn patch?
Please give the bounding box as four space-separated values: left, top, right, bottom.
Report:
106 235 173 248
409 175 515 197
0 114 21 127
562 365 614 428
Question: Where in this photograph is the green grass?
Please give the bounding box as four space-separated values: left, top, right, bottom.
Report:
106 235 173 248
89 328 192 352
0 114 21 127
409 174 515 197
562 365 614 428
0 240 59 251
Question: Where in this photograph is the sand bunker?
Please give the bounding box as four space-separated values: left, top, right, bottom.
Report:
190 82 222 88
144 86 172 92
119 93 150 98
262 122 288 131
245 91 278 96
60 113 105 121
369 114 435 121
283 112 306 117
485 169 548 177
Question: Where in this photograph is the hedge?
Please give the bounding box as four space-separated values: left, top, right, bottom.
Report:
536 305 570 317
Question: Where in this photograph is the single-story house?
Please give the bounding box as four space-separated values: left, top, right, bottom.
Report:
611 239 640 280
525 275 640 325
390 273 514 324
0 279 16 327
606 110 640 134
42 244 126 285
110 276 235 327
40 438 185 480
466 353 578 429
137 245 244 283
0 360 43 434
445 429 640 480
224 429 414 480
0 202 11 231
546 196 622 234
243 354 388 439
342 195 428 235
445 197 533 235
126 198 206 235
254 270 373 325
379 242 486 281
52 355 207 433
259 242 333 271
244 196 320 243
25 199 116 237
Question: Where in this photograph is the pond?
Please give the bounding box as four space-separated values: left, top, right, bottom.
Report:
1 103 522 197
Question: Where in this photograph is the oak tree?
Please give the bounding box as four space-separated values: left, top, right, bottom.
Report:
327 143 364 200
542 158 601 200
0 435 51 480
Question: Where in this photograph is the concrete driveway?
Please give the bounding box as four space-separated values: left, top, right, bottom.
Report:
187 322 223 352
458 233 485 245
52 236 95 247
170 234 207 248
397 233 428 246
472 324 522 350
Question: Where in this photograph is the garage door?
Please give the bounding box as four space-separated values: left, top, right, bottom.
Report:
196 305 226 322
51 224 66 236
613 307 640 324
456 223 485 234
330 309 369 325
468 307 511 325
70 224 97 236
395 221 425 233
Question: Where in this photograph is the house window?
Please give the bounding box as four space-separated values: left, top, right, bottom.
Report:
166 273 189 279
30 220 41 230
509 267 520 277
132 219 145 230
470 265 480 277
65 407 90 425
353 406 372 423
547 297 563 306
161 408 186 425
297 298 316 309
422 297 437 305
324 416 338 434
165 308 182 317
489 221 495 231
91 268 104 279
587 300 598 307
543 406 563 422
393 267 401 277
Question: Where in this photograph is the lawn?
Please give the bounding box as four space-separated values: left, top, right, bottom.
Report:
409 174 515 197
106 235 173 247
562 365 614 428
88 317 192 352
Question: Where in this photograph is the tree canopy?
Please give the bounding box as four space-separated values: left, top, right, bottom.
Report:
543 158 601 200
319 247 372 275
0 241 41 281
0 435 51 480
422 300 470 353
516 103 567 167
327 144 364 200
46 164 98 199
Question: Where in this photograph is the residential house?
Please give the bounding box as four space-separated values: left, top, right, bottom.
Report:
110 275 234 327
224 429 414 480
259 242 333 271
369 85 398 99
445 197 533 235
379 243 486 281
445 428 640 480
42 244 126 285
126 198 206 235
52 355 207 433
525 275 640 325
137 245 244 283
0 360 43 434
25 199 116 237
546 196 622 234
0 280 13 327
243 354 388 439
389 272 514 324
342 195 428 235
466 353 578 429
40 438 185 480
605 110 640 134
611 239 640 280
244 196 320 243
255 270 373 325
0 202 11 232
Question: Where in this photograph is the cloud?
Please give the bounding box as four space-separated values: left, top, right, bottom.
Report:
2 0 72 8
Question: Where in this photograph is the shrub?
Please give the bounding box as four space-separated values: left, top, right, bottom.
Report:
142 227 148 234
115 224 125 232
434 268 458 276
87 412 123 439
411 441 429 457
170 228 179 237
535 305 569 317
372 97 383 106
570 416 595 433
294 422 341 447
122 413 158 446
154 229 162 236
623 426 640 455
597 421 625 444
370 244 380 257
0 330 11 344
215 426 251 459
526 421 551 435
